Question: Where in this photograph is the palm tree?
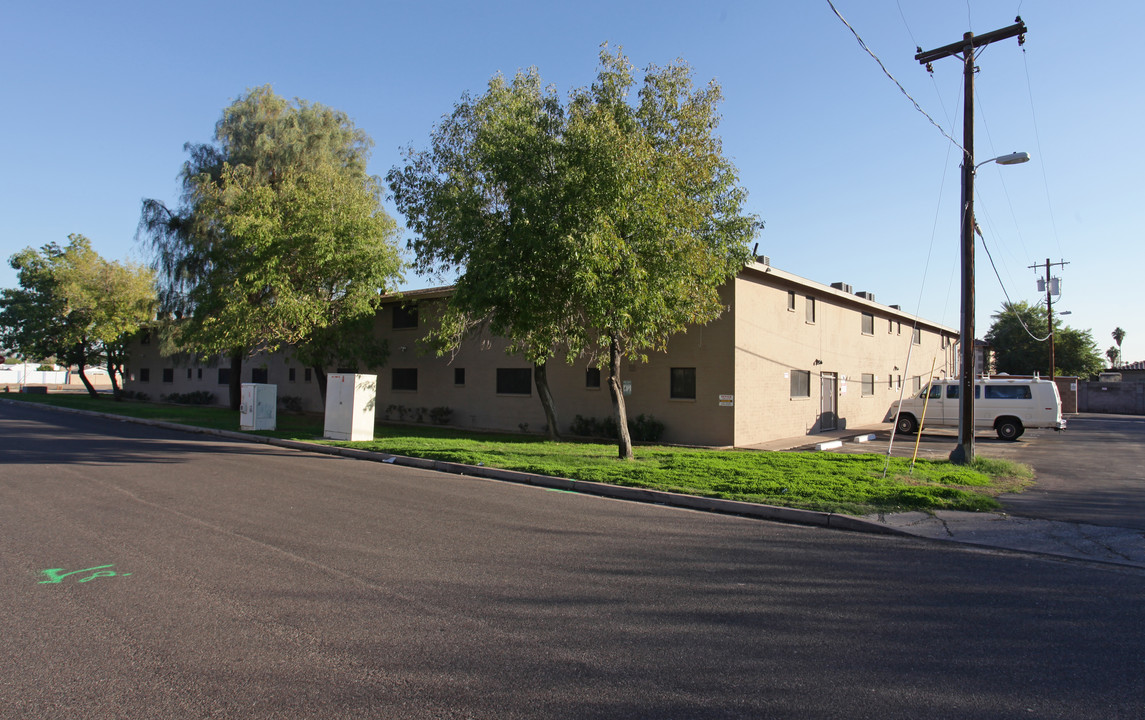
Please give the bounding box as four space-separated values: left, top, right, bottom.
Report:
1112 327 1126 367
1107 346 1120 368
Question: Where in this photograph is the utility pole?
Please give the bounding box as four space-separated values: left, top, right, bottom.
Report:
916 17 1028 465
1030 258 1069 379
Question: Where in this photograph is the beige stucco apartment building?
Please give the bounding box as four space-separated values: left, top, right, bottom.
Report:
124 261 958 447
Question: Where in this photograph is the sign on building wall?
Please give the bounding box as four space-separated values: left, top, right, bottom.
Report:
719 394 734 407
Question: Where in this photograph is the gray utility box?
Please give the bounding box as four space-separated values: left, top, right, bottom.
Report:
323 373 377 441
240 383 277 431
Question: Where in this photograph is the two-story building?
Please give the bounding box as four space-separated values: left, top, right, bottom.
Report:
124 260 958 446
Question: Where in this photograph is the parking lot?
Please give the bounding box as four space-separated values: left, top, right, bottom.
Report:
821 413 1145 531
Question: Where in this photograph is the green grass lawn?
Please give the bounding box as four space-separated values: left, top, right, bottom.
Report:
2 391 1032 515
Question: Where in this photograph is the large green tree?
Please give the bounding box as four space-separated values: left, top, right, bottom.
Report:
140 86 404 408
0 235 156 397
390 47 760 458
985 301 1104 378
388 68 581 439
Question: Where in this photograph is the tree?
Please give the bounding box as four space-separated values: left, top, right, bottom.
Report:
391 47 760 458
0 235 156 397
1111 327 1126 367
388 69 581 439
140 86 404 408
985 301 1104 378
565 48 761 457
1106 346 1120 368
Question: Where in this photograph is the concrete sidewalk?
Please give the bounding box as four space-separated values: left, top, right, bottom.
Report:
863 510 1145 569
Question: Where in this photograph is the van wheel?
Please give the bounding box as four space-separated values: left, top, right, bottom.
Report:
996 419 1023 441
896 414 918 435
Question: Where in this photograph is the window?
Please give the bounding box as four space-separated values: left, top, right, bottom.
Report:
186 368 192 380
140 368 151 382
391 368 418 391
897 322 902 335
861 313 874 335
197 368 202 380
805 296 816 323
985 384 1032 400
790 369 810 398
162 368 174 383
669 367 696 400
912 376 921 393
912 327 921 345
787 291 796 312
304 368 312 382
889 318 894 334
454 368 465 386
289 368 296 382
251 368 268 384
585 367 601 389
141 331 151 345
861 373 874 396
218 368 231 385
496 368 532 395
392 304 418 329
927 384 942 399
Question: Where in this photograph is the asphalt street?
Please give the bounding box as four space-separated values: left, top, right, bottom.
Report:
2 402 1144 719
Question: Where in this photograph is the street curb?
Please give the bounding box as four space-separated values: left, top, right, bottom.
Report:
2 399 911 536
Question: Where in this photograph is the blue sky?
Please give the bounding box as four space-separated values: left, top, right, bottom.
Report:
2 1 1141 364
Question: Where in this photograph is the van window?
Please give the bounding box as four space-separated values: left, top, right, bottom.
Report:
984 385 1032 400
947 385 959 399
927 385 941 399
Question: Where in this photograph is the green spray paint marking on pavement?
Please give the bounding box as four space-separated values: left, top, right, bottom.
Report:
39 565 132 584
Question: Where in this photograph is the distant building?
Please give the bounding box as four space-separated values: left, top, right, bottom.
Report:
124 261 958 447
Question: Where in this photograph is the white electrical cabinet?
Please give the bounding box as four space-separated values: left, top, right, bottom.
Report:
240 383 277 431
323 373 377 441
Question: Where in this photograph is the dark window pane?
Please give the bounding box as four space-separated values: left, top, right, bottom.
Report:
790 370 810 398
162 368 174 383
496 368 532 395
251 368 268 384
218 368 231 385
586 368 601 388
392 368 418 391
670 367 696 399
392 305 418 329
454 368 465 386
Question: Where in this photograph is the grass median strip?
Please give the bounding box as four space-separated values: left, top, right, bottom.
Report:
4 392 1032 515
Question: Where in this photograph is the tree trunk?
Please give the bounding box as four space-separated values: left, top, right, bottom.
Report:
607 335 634 460
73 342 99 399
533 360 561 440
228 350 243 411
313 365 328 404
109 361 122 398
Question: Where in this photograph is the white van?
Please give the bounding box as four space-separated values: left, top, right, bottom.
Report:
889 377 1066 441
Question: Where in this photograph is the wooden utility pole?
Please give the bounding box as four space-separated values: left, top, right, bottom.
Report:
916 17 1027 465
1030 258 1069 379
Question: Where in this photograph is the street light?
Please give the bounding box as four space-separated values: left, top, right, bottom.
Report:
951 149 1030 466
978 151 1031 168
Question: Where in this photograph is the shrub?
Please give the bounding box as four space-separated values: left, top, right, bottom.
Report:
429 406 453 425
570 413 665 442
279 395 303 413
164 391 215 405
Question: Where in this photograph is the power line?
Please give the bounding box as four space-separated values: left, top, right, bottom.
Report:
825 0 966 154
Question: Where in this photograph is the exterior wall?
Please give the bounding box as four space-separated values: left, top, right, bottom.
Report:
732 266 957 446
369 297 736 445
1078 381 1145 415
